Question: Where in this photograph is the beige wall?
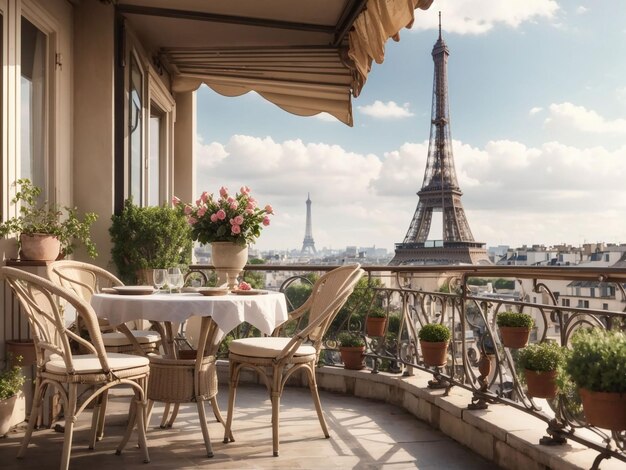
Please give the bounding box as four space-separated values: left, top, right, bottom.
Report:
72 1 115 269
173 91 196 203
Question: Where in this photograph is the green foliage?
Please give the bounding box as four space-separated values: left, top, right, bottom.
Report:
517 341 565 372
467 277 488 286
337 332 365 348
496 311 534 328
110 199 192 284
418 323 451 342
367 306 386 318
565 328 626 393
333 276 383 331
248 258 265 265
242 270 264 289
0 356 25 400
285 279 315 311
494 278 515 290
0 179 98 258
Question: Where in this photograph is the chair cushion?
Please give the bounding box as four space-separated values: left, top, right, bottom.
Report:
46 352 149 374
102 330 160 346
229 337 316 359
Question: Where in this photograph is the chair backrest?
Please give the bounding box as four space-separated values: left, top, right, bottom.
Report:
47 260 123 303
290 264 364 350
1 267 111 371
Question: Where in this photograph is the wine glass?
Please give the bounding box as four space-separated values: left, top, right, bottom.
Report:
153 269 167 292
167 267 184 293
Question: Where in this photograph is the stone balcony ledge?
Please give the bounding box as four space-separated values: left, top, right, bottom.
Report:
217 361 623 470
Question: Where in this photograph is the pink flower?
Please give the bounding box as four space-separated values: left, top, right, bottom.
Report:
172 196 181 205
240 186 251 195
219 186 228 198
238 280 251 290
201 191 209 203
195 198 203 206
188 217 197 225
264 204 274 215
184 205 193 215
197 206 207 217
210 213 218 222
216 209 226 220
231 224 241 235
227 197 235 204
230 202 238 210
246 202 255 210
234 215 244 225
262 216 271 226
245 209 254 215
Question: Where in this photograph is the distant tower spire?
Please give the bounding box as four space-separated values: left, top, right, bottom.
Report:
301 193 317 256
438 11 442 40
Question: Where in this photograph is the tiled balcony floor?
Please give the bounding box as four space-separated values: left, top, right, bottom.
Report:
0 384 500 469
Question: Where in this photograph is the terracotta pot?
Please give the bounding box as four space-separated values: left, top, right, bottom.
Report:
19 233 60 261
420 340 448 367
366 317 387 337
340 346 365 370
211 242 248 289
136 268 154 286
5 340 37 367
0 395 18 436
579 388 626 431
524 369 558 399
498 326 531 349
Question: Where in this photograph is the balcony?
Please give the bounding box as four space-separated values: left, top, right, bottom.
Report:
2 263 625 469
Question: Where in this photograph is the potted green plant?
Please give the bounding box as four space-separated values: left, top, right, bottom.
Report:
565 328 626 431
418 323 451 367
365 307 387 337
496 311 534 348
337 332 365 370
0 179 98 260
110 199 192 285
517 341 565 399
0 356 26 436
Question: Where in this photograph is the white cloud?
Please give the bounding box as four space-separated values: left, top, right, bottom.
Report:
544 102 626 134
195 133 626 251
576 6 588 14
357 100 414 119
529 107 543 115
410 0 559 35
312 112 340 122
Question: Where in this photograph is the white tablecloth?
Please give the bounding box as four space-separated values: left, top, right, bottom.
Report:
90 292 288 336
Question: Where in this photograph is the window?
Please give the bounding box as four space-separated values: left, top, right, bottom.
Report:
590 288 595 298
577 300 589 308
148 111 161 206
562 298 570 307
20 16 48 193
128 54 144 205
603 303 609 310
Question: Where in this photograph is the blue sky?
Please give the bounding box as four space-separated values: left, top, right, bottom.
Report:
195 1 626 252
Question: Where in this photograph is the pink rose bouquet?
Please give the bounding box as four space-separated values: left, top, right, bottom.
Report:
174 186 274 246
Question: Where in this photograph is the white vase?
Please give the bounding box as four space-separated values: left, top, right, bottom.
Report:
0 395 17 436
211 242 248 289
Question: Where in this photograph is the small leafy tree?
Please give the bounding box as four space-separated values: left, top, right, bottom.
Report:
0 356 25 400
110 199 192 284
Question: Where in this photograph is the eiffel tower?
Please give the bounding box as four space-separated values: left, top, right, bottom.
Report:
301 193 317 256
391 15 489 266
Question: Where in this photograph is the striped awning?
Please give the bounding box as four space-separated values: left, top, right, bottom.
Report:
120 0 433 125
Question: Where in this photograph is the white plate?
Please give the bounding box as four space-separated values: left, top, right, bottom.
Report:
230 289 267 296
112 286 155 296
198 287 230 296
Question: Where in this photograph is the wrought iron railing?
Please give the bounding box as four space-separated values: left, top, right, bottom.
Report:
189 263 626 467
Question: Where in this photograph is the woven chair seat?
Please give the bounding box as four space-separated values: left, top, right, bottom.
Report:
148 355 217 403
229 337 316 358
46 353 149 374
102 330 161 346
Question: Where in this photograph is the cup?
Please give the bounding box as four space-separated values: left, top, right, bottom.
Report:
153 269 167 292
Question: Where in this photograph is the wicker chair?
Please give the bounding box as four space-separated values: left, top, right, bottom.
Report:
47 260 161 355
1 267 150 470
223 264 364 456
